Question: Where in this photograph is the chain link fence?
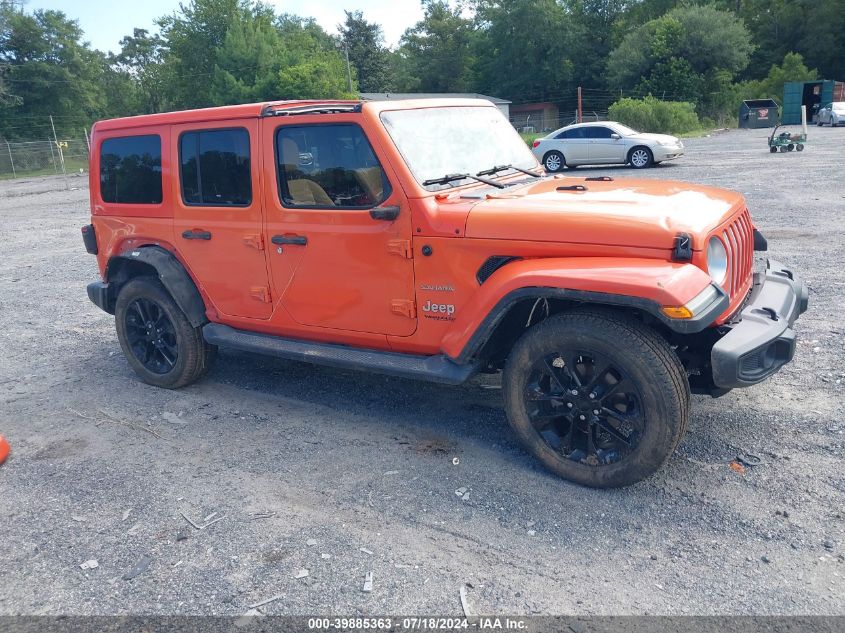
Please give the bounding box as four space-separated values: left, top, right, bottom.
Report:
0 138 90 180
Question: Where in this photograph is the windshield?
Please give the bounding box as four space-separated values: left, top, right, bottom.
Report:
612 123 639 136
380 106 539 190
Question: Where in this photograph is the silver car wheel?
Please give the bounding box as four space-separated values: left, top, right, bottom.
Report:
630 149 650 168
544 153 562 171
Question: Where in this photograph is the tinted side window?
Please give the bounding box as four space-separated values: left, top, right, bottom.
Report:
558 128 586 140
100 135 162 204
585 127 613 139
180 128 251 206
276 124 390 209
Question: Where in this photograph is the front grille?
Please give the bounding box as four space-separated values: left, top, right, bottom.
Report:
720 209 754 298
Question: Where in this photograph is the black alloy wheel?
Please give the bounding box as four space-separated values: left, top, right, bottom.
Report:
523 350 644 466
123 297 179 375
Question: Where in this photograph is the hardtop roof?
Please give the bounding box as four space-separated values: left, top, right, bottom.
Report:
92 98 498 132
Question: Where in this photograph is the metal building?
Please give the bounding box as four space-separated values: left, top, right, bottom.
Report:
783 80 845 124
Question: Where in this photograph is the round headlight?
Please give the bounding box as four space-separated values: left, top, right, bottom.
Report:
707 236 728 285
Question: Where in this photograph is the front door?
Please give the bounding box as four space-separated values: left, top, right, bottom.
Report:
171 121 271 319
260 116 416 336
587 126 626 163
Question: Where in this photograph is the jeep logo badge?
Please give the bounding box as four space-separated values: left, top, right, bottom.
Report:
422 300 455 320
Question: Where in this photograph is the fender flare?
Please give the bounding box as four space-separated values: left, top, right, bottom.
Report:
106 246 208 327
442 257 728 363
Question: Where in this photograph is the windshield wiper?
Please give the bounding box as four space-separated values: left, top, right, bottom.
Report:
476 164 542 178
422 173 505 189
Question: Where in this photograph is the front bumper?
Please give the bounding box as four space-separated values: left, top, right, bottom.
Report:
711 259 808 389
653 145 684 161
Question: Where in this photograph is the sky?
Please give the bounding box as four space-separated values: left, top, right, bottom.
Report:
26 0 424 52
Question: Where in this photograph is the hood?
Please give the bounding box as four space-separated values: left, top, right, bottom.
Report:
463 176 745 251
628 132 681 144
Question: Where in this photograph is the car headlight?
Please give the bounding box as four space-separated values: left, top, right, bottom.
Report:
707 236 728 285
659 139 680 147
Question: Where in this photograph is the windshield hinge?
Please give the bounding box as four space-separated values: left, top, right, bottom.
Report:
388 239 413 259
391 299 416 319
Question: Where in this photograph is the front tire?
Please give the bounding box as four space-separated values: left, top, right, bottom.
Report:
543 150 565 173
628 146 653 169
115 277 216 389
502 309 689 488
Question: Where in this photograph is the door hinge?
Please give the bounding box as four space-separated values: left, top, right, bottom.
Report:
391 299 416 319
250 286 272 303
244 234 264 250
387 239 413 259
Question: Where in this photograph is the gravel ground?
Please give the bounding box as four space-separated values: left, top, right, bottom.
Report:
0 126 843 617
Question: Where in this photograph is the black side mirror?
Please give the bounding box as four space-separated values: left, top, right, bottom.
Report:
370 205 400 221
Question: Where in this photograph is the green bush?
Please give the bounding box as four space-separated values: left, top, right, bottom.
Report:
608 96 701 135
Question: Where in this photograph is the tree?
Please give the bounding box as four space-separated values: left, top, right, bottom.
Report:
567 0 635 88
158 1 354 109
748 52 819 102
606 5 753 117
0 6 106 139
157 0 251 109
210 10 354 104
338 10 391 93
394 1 477 93
113 29 166 113
473 0 577 103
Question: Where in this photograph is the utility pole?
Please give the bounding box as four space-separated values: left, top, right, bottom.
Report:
49 115 68 189
4 139 15 179
577 86 583 124
83 127 91 154
344 45 353 93
48 138 58 174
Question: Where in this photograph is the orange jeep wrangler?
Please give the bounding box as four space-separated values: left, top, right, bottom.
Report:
82 99 807 487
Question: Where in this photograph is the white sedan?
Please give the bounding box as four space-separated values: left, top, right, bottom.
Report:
531 121 684 171
817 102 845 127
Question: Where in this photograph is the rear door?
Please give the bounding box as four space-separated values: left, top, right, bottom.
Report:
171 120 272 319
587 126 626 163
559 127 588 163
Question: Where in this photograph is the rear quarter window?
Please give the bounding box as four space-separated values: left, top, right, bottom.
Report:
99 135 162 204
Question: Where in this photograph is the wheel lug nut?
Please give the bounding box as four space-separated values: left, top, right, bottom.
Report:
589 392 596 399
566 402 573 408
593 409 600 415
579 415 586 421
570 389 578 396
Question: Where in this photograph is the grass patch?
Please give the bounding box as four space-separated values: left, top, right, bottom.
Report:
0 157 87 181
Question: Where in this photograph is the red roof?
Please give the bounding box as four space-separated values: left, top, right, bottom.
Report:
92 100 360 131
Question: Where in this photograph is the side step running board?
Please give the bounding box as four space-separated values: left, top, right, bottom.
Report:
203 323 479 386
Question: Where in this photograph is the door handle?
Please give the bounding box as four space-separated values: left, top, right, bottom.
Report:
271 235 308 246
182 229 212 240
369 205 400 221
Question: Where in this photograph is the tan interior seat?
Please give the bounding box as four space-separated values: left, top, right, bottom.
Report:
281 138 334 206
354 166 384 203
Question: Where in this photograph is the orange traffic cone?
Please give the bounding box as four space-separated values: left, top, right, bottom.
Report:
0 434 9 465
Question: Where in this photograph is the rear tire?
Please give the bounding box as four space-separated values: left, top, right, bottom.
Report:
502 309 689 488
543 151 565 173
115 277 216 389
